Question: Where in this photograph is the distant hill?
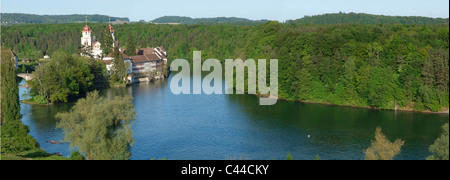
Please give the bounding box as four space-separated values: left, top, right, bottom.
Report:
1 13 129 25
151 16 269 25
287 12 449 25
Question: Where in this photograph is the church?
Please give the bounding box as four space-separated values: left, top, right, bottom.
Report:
80 17 117 59
80 17 168 81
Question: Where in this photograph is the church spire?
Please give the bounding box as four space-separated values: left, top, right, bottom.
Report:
85 16 88 26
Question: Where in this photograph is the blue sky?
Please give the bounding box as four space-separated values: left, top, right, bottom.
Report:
1 0 448 21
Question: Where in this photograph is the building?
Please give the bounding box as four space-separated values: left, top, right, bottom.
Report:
102 47 167 75
102 47 167 76
81 17 117 59
129 47 167 74
81 16 168 80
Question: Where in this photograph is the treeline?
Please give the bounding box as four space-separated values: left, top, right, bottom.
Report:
1 21 448 111
151 16 269 25
287 12 449 25
1 13 129 25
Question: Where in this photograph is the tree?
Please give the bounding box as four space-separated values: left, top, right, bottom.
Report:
364 127 405 160
69 151 86 160
79 45 93 58
1 47 39 153
1 48 21 123
111 47 125 82
56 90 136 160
126 31 136 56
292 68 313 100
427 123 449 160
28 50 95 103
101 27 114 58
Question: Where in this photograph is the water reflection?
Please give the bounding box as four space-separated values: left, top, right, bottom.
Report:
18 76 449 160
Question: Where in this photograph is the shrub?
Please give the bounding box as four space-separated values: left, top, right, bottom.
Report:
32 95 49 104
69 151 86 160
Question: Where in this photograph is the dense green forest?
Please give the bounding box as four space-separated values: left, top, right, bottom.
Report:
1 19 449 111
1 13 129 25
287 12 449 25
151 16 269 25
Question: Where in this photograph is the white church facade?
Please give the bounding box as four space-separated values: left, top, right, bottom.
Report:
80 18 167 81
81 19 117 59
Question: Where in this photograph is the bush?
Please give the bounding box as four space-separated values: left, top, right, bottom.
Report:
69 151 85 160
286 152 294 160
1 120 40 154
32 95 49 104
427 123 449 160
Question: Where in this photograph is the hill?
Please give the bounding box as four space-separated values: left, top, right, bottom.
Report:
287 12 449 25
151 16 269 25
1 13 129 25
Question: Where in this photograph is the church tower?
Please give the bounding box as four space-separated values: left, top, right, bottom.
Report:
81 16 92 47
108 16 117 47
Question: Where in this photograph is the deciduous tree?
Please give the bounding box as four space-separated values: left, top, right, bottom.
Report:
364 127 405 160
56 90 136 160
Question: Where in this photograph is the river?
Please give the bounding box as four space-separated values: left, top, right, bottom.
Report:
18 75 449 160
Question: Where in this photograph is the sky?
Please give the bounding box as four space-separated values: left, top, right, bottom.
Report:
1 0 449 22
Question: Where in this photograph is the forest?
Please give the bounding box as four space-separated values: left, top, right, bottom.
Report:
1 13 129 25
151 16 269 25
1 17 448 111
287 12 449 25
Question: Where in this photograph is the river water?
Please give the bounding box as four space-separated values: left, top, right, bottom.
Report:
18 75 449 160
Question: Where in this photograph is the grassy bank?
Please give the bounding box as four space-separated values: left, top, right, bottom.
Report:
1 148 68 160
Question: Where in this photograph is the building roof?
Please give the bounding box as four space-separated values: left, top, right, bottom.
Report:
102 47 166 65
156 46 166 53
109 24 115 32
104 49 129 59
82 25 91 32
130 53 163 63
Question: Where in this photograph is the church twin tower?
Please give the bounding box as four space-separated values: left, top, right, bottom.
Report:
81 16 117 58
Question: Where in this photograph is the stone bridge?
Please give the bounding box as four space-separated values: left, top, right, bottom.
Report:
17 73 34 81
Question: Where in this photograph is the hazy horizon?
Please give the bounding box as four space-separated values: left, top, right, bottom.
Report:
1 12 449 23
1 0 448 22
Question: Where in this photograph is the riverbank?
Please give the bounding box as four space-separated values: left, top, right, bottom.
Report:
258 94 449 114
1 149 68 160
20 99 54 105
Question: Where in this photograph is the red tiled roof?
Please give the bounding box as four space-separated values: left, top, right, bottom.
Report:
109 24 114 32
130 53 163 63
102 48 166 65
82 25 91 32
102 60 112 65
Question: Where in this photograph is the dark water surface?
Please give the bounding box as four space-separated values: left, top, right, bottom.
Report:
19 75 448 160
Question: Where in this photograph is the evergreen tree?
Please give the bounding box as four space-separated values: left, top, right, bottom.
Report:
101 26 114 58
126 31 136 56
111 47 125 82
1 47 20 123
1 47 40 153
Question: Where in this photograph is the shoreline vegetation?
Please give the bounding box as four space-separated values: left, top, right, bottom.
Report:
2 13 449 160
252 93 450 114
6 18 449 113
